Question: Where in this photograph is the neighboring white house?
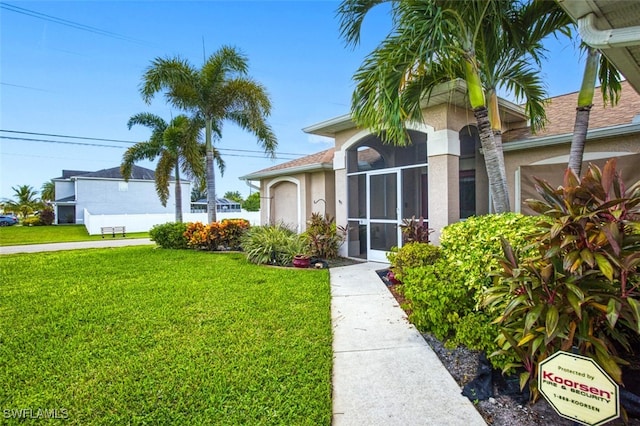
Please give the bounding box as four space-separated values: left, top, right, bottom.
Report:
52 165 190 225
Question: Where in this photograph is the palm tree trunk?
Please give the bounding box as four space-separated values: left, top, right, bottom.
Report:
474 106 511 213
568 48 599 176
174 163 183 223
568 107 592 177
465 56 510 213
205 119 217 223
487 90 510 211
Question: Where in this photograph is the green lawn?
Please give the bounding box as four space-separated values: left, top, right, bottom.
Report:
0 224 149 246
0 247 332 425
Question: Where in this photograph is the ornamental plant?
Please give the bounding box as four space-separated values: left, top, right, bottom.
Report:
241 224 306 266
303 213 346 259
150 222 189 249
485 159 640 401
399 216 433 243
400 213 539 370
184 219 250 251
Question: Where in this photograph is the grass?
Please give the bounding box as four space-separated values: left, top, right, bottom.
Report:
0 247 332 425
0 225 149 246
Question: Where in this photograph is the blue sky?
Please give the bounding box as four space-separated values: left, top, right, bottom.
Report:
0 1 584 202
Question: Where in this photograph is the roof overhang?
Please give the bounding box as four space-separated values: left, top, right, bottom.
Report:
239 162 334 181
503 122 640 152
557 0 640 93
303 79 526 137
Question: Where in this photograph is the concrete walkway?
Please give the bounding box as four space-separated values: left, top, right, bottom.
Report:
0 238 153 254
330 262 486 425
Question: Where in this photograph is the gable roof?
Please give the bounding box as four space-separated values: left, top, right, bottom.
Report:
240 148 335 181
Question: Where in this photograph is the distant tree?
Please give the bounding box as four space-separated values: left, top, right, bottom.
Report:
224 191 244 203
140 45 277 222
41 181 55 202
122 113 213 222
3 185 43 218
243 192 260 212
191 187 207 202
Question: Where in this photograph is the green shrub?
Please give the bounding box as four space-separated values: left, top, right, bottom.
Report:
242 224 306 266
401 213 540 370
386 242 440 282
485 160 640 400
149 222 189 249
304 213 346 259
22 216 43 226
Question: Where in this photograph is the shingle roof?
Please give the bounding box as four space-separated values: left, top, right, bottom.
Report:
504 80 640 142
241 148 335 180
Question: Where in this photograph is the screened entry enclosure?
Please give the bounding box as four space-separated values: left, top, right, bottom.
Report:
346 132 428 262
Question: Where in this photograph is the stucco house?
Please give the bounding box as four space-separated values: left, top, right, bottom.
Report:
52 165 190 225
241 80 640 262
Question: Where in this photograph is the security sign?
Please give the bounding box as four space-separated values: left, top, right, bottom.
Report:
538 351 619 426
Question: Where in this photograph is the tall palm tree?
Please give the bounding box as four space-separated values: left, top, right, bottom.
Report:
567 46 621 176
338 0 570 213
3 185 42 218
41 181 55 202
121 113 212 222
139 46 277 222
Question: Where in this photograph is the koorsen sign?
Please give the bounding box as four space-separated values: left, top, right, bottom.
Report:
538 351 619 426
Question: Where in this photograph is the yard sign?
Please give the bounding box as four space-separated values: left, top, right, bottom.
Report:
538 351 619 426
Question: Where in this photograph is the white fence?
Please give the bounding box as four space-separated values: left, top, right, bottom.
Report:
83 209 261 235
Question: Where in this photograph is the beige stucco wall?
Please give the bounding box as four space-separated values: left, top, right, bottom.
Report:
504 134 640 211
259 170 335 233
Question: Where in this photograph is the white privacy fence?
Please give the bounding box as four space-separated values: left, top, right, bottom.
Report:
84 209 261 235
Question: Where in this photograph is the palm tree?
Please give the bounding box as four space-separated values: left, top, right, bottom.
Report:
3 185 42 218
338 0 570 213
567 47 621 176
41 181 55 202
139 46 277 222
122 113 212 222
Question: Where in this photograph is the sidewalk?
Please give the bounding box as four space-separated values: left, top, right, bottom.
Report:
0 238 153 254
330 261 486 425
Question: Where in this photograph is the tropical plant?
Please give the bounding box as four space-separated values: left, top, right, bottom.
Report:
224 191 244 204
149 222 189 249
140 46 277 223
303 213 347 259
38 208 55 225
243 192 260 212
399 216 433 244
241 224 306 266
40 181 55 202
122 113 210 222
567 47 622 176
484 159 640 401
184 219 250 251
338 0 571 213
191 186 207 202
2 185 42 218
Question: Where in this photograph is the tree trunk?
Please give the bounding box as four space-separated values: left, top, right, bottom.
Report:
474 106 511 213
568 106 592 176
205 119 217 223
174 163 183 223
568 48 599 177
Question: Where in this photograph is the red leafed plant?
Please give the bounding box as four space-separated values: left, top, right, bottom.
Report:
484 159 640 402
